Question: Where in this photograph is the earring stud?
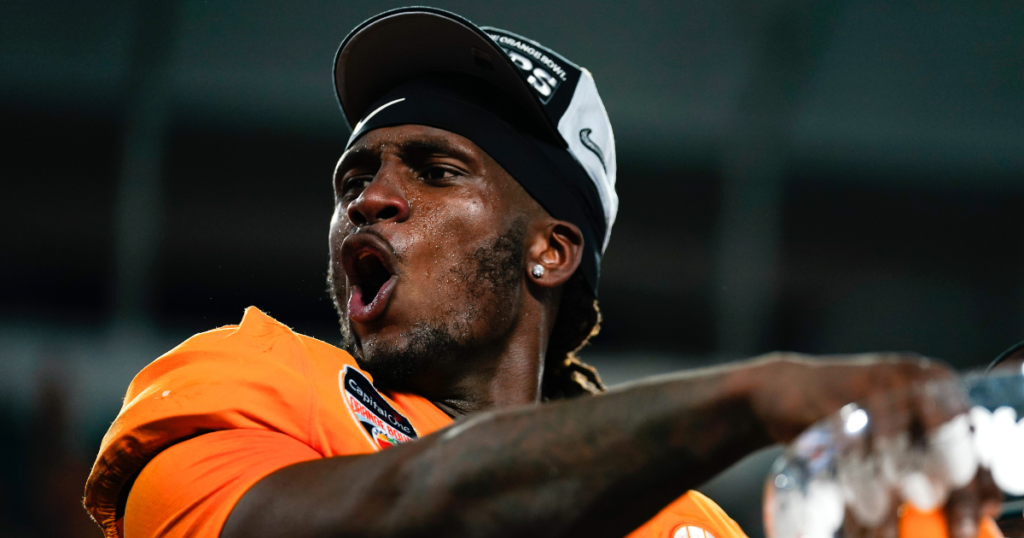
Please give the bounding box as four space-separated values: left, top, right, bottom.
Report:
531 264 545 278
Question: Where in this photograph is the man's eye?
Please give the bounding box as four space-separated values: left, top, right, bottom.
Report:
421 166 457 182
341 176 372 196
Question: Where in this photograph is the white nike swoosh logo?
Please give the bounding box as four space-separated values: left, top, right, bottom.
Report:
353 98 406 134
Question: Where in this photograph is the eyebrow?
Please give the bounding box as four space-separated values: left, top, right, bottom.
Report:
396 138 474 164
335 146 378 178
336 136 477 178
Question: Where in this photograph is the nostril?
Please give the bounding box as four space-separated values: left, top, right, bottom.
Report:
376 206 399 221
348 209 368 226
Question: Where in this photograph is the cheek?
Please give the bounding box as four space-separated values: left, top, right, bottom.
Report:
419 194 492 245
400 194 497 280
328 206 348 271
329 206 343 242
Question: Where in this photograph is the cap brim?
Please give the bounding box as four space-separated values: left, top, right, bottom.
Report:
334 7 561 144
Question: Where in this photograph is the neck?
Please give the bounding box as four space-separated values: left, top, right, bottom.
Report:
429 297 555 418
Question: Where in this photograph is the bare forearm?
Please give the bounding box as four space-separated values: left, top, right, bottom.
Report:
223 360 772 538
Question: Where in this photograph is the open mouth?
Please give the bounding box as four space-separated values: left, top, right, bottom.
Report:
342 235 398 323
355 250 391 300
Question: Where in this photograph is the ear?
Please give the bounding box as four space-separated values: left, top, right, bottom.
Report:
526 219 584 288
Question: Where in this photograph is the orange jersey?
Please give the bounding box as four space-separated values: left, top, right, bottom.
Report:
899 504 1004 538
84 306 746 538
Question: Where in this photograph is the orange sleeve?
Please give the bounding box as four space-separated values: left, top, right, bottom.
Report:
124 429 321 538
627 491 748 538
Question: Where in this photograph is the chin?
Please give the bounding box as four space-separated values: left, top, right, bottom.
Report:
351 319 468 392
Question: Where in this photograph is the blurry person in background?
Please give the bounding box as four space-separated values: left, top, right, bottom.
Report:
82 7 1001 538
27 372 98 538
0 362 99 538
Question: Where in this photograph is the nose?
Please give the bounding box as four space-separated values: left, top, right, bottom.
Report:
346 173 410 226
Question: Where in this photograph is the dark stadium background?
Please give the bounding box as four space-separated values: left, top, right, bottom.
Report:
1 1 1022 536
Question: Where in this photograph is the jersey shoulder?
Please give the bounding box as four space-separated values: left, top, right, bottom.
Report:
84 307 361 537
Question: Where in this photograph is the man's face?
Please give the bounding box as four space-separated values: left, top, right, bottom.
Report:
329 124 535 391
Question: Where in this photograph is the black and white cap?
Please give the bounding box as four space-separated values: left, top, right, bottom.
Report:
334 7 617 295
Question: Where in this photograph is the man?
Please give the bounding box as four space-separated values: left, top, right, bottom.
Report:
83 7 991 538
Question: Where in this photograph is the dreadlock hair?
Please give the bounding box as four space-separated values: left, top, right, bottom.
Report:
540 269 606 400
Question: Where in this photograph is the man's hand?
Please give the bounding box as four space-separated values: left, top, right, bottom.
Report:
749 353 1002 538
744 352 960 444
